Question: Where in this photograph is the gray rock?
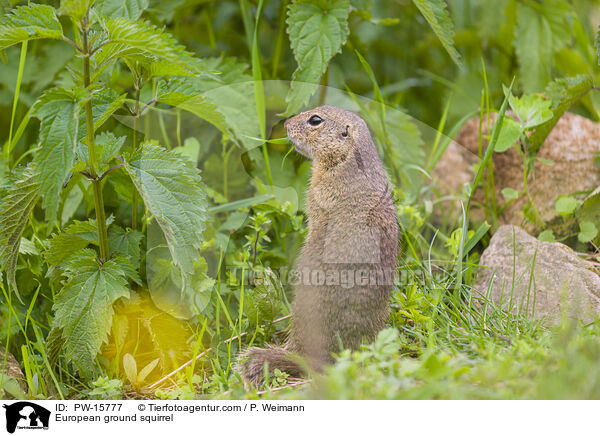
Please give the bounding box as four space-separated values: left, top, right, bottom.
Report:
474 225 600 324
433 112 600 233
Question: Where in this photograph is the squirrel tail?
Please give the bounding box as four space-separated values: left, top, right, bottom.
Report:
238 344 303 387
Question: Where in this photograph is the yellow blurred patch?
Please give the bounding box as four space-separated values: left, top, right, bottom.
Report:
101 291 198 390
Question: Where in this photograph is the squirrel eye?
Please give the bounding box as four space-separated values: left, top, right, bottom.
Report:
308 115 323 126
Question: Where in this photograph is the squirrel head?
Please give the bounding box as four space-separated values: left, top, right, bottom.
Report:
284 105 367 168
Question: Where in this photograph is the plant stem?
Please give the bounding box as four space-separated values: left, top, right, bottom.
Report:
4 40 28 168
271 0 288 78
82 17 110 260
132 87 140 231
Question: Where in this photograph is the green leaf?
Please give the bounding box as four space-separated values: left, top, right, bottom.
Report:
501 187 520 200
122 353 137 385
0 4 64 50
351 0 372 10
32 88 79 223
108 226 143 270
555 195 580 216
503 87 553 130
96 17 191 68
577 191 600 226
19 237 38 256
77 132 125 173
0 165 41 298
0 373 26 399
285 0 350 114
33 88 125 221
514 1 571 93
578 221 598 243
136 357 159 383
94 0 148 20
157 80 233 145
123 143 208 275
412 0 463 69
44 219 101 266
157 57 261 149
528 75 593 152
536 157 555 166
385 109 424 166
514 4 552 93
494 117 522 152
91 91 127 133
59 0 94 21
147 244 213 319
537 230 556 242
53 249 130 377
61 184 83 226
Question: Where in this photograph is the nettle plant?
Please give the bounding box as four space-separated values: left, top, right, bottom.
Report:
0 1 223 377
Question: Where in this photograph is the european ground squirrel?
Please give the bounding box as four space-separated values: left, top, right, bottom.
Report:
239 105 399 386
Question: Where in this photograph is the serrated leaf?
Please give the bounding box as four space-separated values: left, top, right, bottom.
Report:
149 59 197 78
0 4 64 50
578 221 598 243
123 143 207 275
18 237 38 256
53 249 130 377
44 219 101 266
0 165 41 298
33 88 125 222
285 0 350 114
32 88 79 223
108 226 143 270
494 117 522 152
412 0 463 69
114 254 142 285
94 0 148 20
95 17 192 70
91 91 127 133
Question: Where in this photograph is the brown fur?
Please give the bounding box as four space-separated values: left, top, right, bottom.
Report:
238 106 399 387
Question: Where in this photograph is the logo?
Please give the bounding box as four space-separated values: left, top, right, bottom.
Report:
3 402 50 433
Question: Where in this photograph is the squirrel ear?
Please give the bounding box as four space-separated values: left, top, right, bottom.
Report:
340 124 350 139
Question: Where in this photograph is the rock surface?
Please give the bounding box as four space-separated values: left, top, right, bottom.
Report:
0 346 26 394
474 225 600 324
433 112 600 232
